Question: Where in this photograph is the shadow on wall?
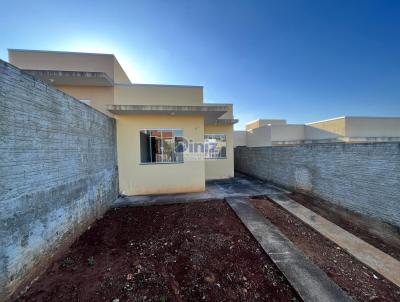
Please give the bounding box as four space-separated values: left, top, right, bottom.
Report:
234 143 400 229
0 60 119 300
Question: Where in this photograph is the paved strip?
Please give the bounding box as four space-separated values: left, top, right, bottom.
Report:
114 175 288 208
267 193 400 288
226 197 352 302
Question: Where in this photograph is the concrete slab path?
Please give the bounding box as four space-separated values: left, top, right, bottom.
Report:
226 197 352 302
267 193 400 288
114 173 289 207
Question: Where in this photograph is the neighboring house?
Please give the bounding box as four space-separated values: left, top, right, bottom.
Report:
9 49 238 195
235 117 400 147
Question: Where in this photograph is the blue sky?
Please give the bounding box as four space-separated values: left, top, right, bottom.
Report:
1 0 399 129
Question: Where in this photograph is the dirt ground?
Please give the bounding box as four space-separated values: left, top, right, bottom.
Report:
250 197 400 302
16 200 299 302
288 192 400 261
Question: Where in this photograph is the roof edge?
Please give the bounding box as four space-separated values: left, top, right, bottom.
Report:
8 48 115 57
245 118 286 125
114 83 203 89
306 116 346 125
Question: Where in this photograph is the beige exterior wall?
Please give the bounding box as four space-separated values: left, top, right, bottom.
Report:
8 50 131 117
114 84 203 106
306 117 346 137
247 125 272 147
234 130 247 147
304 116 400 140
9 50 116 80
345 117 400 138
113 58 131 84
240 116 400 147
204 124 234 180
116 115 205 195
246 119 286 131
270 124 305 142
8 49 236 194
9 49 132 84
56 85 114 117
304 125 341 140
237 124 305 147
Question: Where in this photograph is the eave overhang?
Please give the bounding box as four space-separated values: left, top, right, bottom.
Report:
22 69 114 86
209 118 239 125
107 104 229 124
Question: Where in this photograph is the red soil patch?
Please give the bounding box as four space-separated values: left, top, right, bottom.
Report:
16 200 299 302
250 197 400 302
288 192 400 261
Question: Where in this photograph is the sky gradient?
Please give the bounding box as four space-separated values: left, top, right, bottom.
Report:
1 0 399 129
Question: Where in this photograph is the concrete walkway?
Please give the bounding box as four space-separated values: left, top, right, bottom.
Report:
267 193 400 288
114 173 288 207
226 197 351 302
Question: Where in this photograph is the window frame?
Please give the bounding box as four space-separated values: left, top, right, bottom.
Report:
139 128 184 165
204 133 227 159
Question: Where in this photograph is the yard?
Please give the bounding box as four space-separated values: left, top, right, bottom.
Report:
16 200 299 302
250 196 400 302
14 195 400 302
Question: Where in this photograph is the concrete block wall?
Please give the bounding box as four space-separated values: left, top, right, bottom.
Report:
0 60 118 300
235 143 400 228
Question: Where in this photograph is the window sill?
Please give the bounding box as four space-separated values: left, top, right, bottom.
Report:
139 162 184 165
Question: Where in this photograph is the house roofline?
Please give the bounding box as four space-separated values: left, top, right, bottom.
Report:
245 118 286 125
8 48 115 58
114 83 203 89
306 116 346 125
306 116 400 125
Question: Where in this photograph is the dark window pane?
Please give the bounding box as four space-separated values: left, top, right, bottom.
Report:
151 136 162 162
162 138 174 162
140 130 151 163
140 129 184 164
204 134 227 159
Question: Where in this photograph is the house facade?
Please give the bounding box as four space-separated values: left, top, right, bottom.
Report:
9 49 237 195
